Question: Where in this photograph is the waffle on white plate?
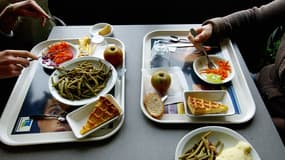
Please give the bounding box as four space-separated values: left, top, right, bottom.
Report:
80 96 121 135
187 96 228 115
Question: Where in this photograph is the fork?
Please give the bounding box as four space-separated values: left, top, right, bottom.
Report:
189 28 216 69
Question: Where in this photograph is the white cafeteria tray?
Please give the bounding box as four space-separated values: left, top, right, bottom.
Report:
140 30 256 124
0 38 125 146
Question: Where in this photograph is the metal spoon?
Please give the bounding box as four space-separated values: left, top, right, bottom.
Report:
29 114 67 122
169 35 190 43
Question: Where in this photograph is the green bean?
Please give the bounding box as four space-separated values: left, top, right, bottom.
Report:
52 60 112 100
178 131 224 160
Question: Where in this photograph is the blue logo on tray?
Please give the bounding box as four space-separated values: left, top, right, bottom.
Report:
16 117 33 132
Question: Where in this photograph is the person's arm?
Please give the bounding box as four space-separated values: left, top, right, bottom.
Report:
191 0 285 44
0 0 50 36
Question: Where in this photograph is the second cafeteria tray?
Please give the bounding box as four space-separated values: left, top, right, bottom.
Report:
0 38 125 146
140 30 256 124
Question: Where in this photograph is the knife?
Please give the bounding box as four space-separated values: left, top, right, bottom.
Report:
165 43 195 48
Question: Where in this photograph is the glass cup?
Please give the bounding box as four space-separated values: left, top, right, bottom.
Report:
150 40 170 68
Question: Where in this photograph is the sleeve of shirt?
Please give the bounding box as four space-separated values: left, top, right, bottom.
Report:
202 0 285 39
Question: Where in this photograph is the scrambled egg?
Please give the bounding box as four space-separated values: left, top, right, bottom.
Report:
216 141 253 160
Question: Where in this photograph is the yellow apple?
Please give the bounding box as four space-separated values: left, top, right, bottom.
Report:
151 70 171 96
103 45 123 67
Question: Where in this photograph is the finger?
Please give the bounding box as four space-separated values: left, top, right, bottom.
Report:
203 46 212 51
196 32 208 43
7 50 38 60
0 64 22 79
13 0 50 19
9 57 30 67
28 0 50 18
17 9 47 19
196 27 204 34
41 17 47 27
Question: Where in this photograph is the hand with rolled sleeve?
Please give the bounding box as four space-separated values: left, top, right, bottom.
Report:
0 0 50 35
0 50 38 79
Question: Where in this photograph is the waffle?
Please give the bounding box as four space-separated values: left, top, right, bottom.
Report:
187 96 228 115
80 96 121 135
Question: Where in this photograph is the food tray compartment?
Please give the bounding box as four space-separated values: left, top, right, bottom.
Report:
0 38 125 146
140 30 256 124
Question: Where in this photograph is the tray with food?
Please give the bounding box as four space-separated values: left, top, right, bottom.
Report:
0 36 125 146
140 30 256 124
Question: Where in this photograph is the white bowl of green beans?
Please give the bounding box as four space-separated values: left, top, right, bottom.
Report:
49 56 117 106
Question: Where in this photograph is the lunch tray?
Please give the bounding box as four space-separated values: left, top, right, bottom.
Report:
140 30 256 124
0 38 125 146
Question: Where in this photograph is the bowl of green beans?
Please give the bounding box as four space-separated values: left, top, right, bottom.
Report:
49 56 117 106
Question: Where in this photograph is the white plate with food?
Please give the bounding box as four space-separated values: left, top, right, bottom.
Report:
193 55 235 84
66 94 123 139
39 41 79 69
175 126 261 160
184 90 235 117
89 22 113 37
49 56 117 106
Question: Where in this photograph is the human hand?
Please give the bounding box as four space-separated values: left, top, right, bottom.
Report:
188 24 213 44
0 50 38 79
11 0 50 26
0 0 50 33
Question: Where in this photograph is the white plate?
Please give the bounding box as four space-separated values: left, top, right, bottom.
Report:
66 94 123 139
184 90 235 117
193 55 235 84
49 56 117 106
39 41 79 69
175 126 261 160
89 23 113 37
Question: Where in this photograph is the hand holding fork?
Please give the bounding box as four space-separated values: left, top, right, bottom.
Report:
188 28 216 69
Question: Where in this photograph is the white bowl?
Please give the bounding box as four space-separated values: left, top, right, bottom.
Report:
89 23 113 37
49 56 117 106
39 41 79 69
175 126 261 160
184 90 236 117
193 55 234 84
66 94 123 139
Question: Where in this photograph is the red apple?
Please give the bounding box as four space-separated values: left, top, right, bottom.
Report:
103 45 123 67
151 70 171 96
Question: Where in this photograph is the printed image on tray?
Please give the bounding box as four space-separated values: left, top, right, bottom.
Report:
11 49 117 135
148 38 240 114
12 89 115 134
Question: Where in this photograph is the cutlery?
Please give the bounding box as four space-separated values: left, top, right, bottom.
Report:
189 28 216 69
28 56 41 61
165 43 194 48
169 35 190 43
30 113 67 122
161 94 168 102
159 40 218 49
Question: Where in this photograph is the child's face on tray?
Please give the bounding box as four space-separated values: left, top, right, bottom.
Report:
37 98 71 132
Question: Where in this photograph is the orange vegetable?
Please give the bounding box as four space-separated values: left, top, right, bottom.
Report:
200 59 231 80
45 41 74 65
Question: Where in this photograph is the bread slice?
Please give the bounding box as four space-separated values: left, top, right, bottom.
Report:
187 96 228 115
143 93 164 119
